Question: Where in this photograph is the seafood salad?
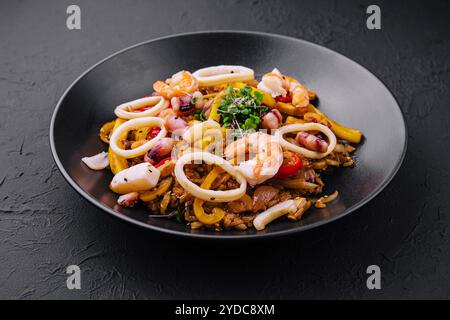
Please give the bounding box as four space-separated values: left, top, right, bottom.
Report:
82 65 363 231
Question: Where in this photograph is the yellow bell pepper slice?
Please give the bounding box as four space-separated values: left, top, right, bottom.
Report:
195 127 225 151
231 82 276 107
139 177 173 202
135 127 150 141
193 167 226 224
284 116 306 125
108 118 129 174
195 135 214 150
309 105 362 143
208 94 223 122
99 120 115 143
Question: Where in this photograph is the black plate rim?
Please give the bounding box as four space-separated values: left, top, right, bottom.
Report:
49 30 408 240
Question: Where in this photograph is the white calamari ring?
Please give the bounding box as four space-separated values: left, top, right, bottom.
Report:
174 151 247 203
114 96 169 119
193 65 255 87
109 117 166 158
275 123 337 159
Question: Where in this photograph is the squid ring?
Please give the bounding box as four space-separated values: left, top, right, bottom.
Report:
109 117 166 158
114 96 169 119
174 151 247 202
192 65 255 87
275 123 337 159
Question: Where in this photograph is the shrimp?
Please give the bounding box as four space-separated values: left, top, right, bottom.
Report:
153 71 199 99
257 68 310 108
225 132 283 187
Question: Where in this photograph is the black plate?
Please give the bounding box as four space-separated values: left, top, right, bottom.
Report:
50 31 407 239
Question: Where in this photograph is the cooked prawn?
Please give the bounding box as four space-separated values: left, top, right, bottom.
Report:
225 132 283 187
153 70 199 99
257 68 310 108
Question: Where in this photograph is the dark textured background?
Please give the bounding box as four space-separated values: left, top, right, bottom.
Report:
0 0 449 299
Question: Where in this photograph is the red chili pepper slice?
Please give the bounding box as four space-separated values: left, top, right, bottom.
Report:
134 95 152 112
274 152 303 179
275 96 292 103
147 127 161 139
154 157 171 168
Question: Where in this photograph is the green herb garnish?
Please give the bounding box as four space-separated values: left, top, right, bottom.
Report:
218 86 267 134
194 109 206 121
173 208 184 223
